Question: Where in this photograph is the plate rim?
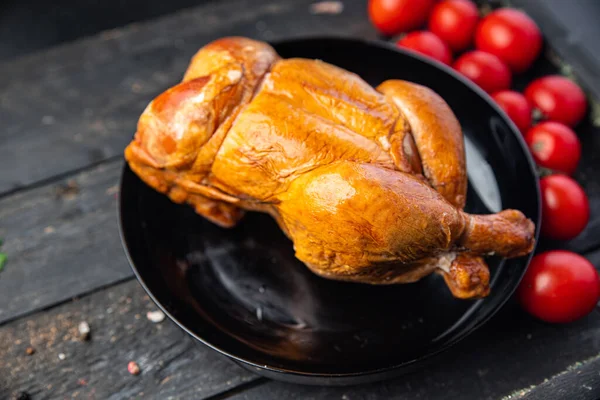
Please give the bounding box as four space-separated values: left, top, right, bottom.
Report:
117 35 542 382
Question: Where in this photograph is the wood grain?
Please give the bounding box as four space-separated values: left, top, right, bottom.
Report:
0 279 259 400
0 160 128 324
518 354 600 400
0 0 374 196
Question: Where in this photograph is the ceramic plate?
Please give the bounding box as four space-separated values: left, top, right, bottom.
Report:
118 37 541 385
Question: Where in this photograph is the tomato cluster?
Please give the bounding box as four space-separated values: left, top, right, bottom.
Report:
368 0 598 323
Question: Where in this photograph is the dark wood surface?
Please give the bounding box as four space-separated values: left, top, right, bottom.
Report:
0 0 216 62
0 279 260 400
520 355 600 400
0 161 129 324
511 0 600 100
1 0 600 399
0 0 371 196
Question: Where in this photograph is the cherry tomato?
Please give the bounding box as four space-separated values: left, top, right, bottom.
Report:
475 8 542 73
525 75 588 127
518 251 600 323
525 122 581 175
428 0 479 52
492 90 531 134
368 0 436 36
453 51 511 93
540 174 589 241
397 31 453 65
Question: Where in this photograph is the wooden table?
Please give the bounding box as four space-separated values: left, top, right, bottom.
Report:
1 1 600 399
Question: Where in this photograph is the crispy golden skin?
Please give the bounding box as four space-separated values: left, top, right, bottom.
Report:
125 37 535 299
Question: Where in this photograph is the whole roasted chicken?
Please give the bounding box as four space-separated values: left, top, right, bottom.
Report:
125 37 535 299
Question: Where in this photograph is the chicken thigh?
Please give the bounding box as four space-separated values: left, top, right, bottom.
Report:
125 37 535 299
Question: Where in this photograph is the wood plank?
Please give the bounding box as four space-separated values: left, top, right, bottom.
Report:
511 0 600 100
0 279 259 400
0 160 129 324
518 354 600 400
226 249 600 399
0 0 215 62
0 0 374 196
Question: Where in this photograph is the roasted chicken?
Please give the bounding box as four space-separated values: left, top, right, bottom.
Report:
125 37 535 299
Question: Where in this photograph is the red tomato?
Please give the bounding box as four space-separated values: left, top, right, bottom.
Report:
368 0 436 36
453 51 511 93
525 122 581 175
397 31 453 65
518 251 600 323
492 90 531 134
525 75 588 127
540 174 589 241
475 8 542 73
428 0 479 52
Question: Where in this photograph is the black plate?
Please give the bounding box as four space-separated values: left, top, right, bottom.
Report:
118 37 541 385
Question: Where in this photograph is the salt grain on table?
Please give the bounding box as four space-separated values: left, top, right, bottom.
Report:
128 361 141 375
256 307 263 321
309 1 343 14
78 321 91 340
146 310 165 323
